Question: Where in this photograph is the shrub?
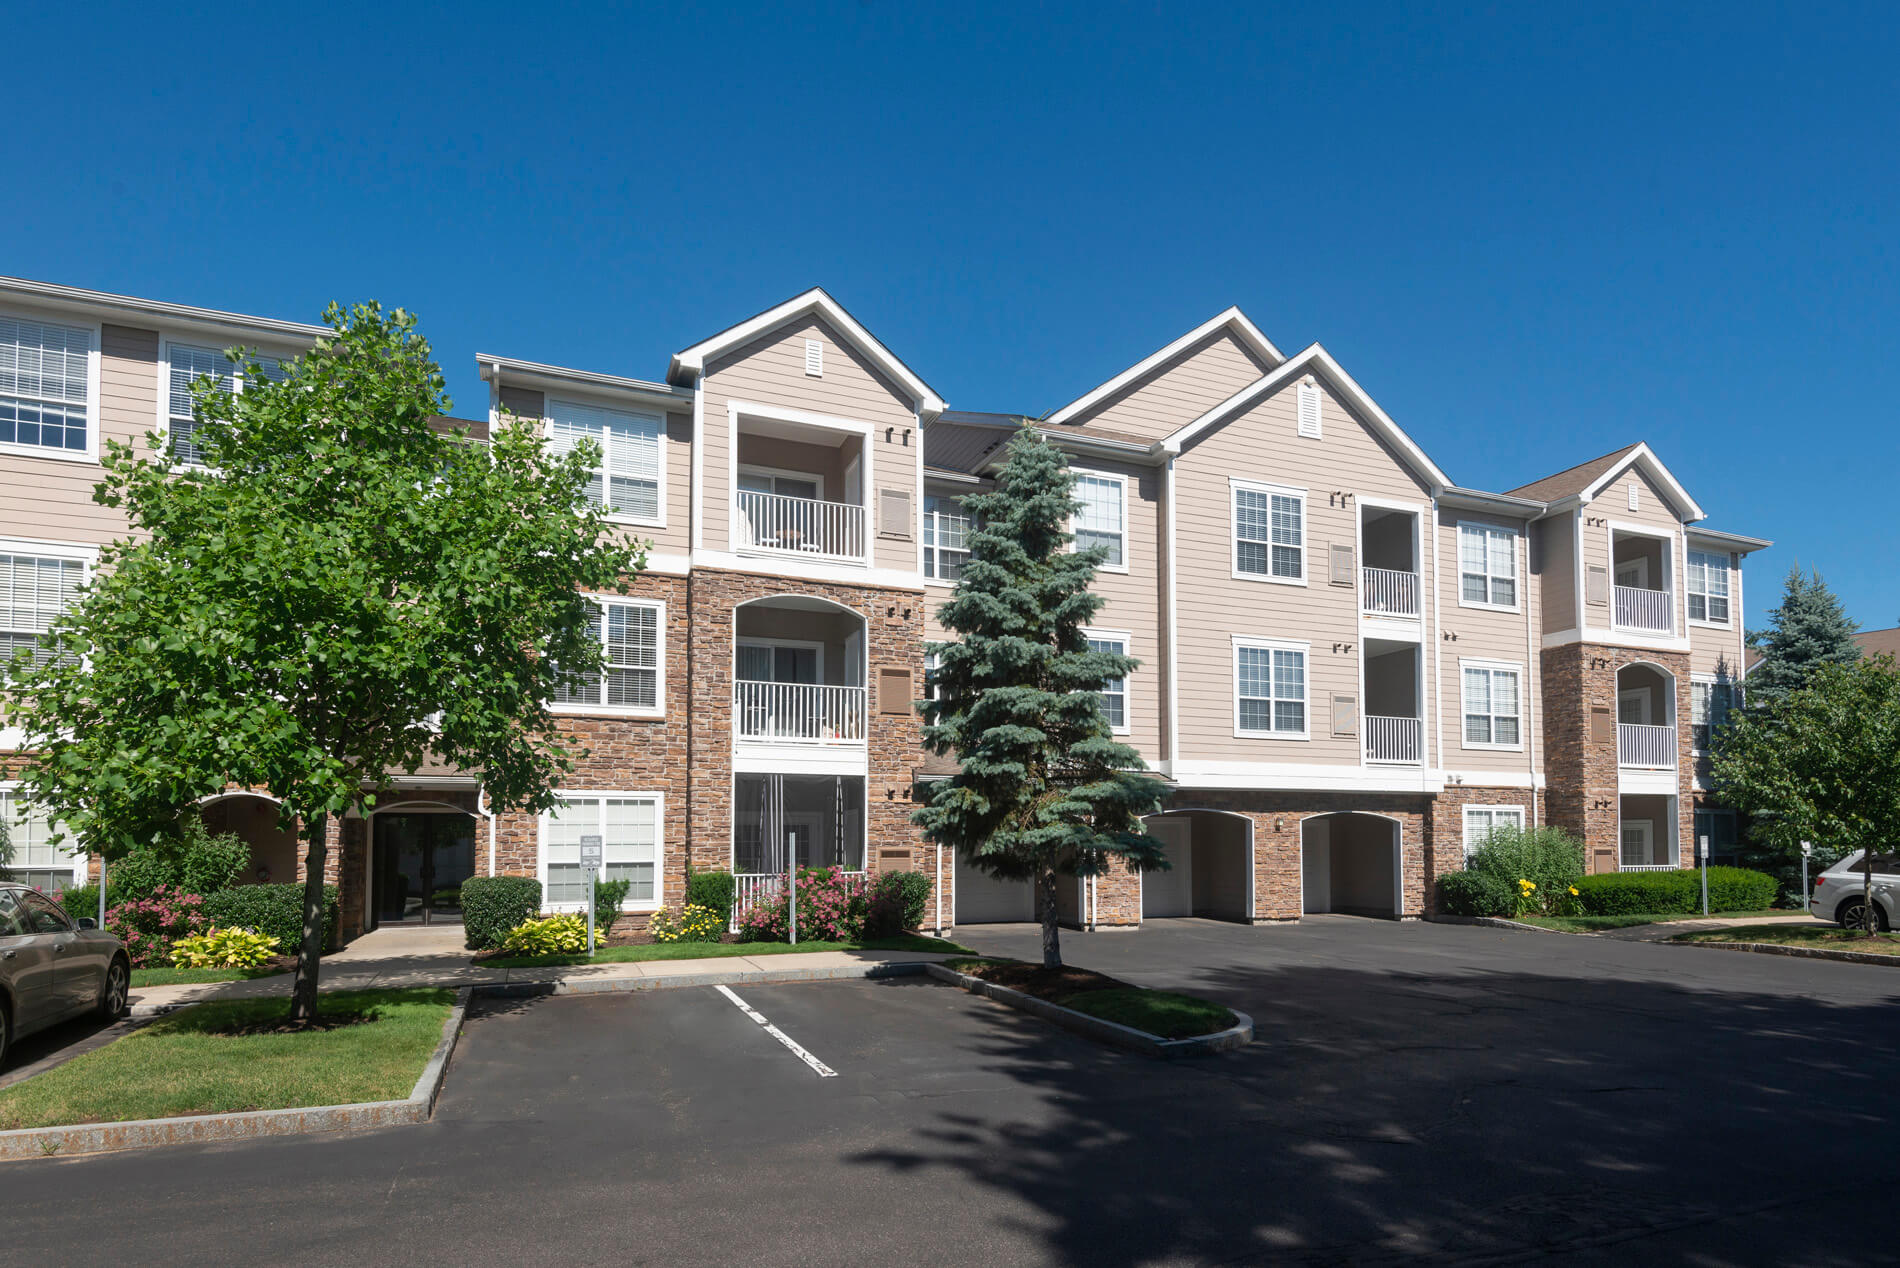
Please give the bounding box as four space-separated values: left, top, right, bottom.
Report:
201 883 339 952
592 878 632 937
686 868 736 925
500 914 588 955
108 821 252 902
105 885 207 967
461 876 543 950
1464 826 1586 912
1438 870 1514 917
58 882 119 923
737 867 870 942
1704 865 1778 911
1571 871 1698 915
865 870 933 936
169 926 282 968
649 903 725 943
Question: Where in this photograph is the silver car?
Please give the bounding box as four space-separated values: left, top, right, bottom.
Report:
1809 850 1898 932
0 882 130 1068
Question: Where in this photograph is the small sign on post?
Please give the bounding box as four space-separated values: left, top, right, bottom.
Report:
579 835 603 955
1801 840 1812 912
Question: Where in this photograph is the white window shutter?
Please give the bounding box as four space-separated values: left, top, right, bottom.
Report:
805 339 823 377
1297 381 1322 438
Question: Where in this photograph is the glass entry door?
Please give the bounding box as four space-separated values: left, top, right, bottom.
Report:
373 813 477 926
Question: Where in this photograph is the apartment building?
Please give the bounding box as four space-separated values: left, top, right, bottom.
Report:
0 277 1766 939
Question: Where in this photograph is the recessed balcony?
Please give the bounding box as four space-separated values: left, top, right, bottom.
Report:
731 416 869 564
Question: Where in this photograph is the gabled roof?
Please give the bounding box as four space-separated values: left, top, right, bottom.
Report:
667 287 944 419
1510 442 1705 521
0 274 326 340
1044 307 1284 427
1160 344 1453 491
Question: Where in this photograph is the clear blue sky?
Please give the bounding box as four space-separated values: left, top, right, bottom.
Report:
7 1 1894 633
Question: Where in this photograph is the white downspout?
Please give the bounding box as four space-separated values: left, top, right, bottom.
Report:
1523 529 1539 826
935 841 943 936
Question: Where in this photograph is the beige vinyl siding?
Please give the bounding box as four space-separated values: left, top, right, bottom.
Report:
1173 374 1433 764
492 387 690 555
0 321 156 547
1689 549 1744 675
700 316 920 572
497 386 545 419
1066 330 1273 442
1535 515 1577 635
1580 465 1686 635
1437 512 1541 775
1074 457 1164 764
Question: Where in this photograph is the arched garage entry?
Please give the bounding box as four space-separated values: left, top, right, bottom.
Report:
1141 810 1253 921
200 792 297 886
1301 813 1402 919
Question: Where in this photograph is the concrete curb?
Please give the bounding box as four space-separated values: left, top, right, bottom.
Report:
922 963 1253 1058
0 987 470 1163
1672 940 1900 967
475 959 934 999
1426 914 1568 935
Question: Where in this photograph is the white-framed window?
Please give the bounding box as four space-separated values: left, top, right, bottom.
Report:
923 493 972 582
1458 522 1518 609
552 597 664 715
1234 637 1308 738
1691 677 1737 751
1462 805 1526 857
0 549 87 667
923 649 941 703
1071 470 1127 569
0 315 93 459
539 792 661 910
0 784 85 894
1461 661 1523 749
1232 479 1305 583
546 398 663 523
1083 629 1129 733
1686 550 1732 625
165 342 285 467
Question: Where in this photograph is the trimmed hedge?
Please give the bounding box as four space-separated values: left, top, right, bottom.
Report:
108 823 251 902
202 883 338 952
462 875 542 950
1438 870 1514 917
866 870 933 935
1571 866 1777 916
685 869 736 925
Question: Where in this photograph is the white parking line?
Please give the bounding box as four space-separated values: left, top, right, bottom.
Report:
713 984 838 1078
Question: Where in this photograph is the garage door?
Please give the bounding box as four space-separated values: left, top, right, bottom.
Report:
954 855 1035 924
1142 818 1194 917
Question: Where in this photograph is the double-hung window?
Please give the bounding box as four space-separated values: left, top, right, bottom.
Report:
0 551 84 666
0 316 91 456
1462 806 1525 856
1462 663 1522 747
0 786 83 893
1235 639 1307 737
1084 631 1129 732
923 493 972 581
166 343 284 466
547 399 663 522
1233 481 1304 581
553 598 663 714
541 793 661 909
1458 522 1518 608
1693 808 1738 860
1072 472 1126 568
1691 678 1736 751
1686 550 1731 624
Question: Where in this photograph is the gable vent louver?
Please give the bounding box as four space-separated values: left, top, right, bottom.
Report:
1297 380 1322 439
804 339 823 378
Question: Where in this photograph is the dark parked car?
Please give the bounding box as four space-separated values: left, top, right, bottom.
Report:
0 882 130 1067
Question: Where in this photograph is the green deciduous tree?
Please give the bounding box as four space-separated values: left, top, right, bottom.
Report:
915 425 1168 968
3 303 644 1019
1746 567 1860 708
1712 657 1900 933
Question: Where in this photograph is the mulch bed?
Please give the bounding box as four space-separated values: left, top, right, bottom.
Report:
951 960 1132 1003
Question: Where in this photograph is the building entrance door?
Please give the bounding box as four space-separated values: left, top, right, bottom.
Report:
372 813 477 927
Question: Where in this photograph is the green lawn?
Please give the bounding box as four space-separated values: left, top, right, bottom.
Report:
1516 909 1796 933
1674 924 1900 954
130 966 287 988
483 932 970 969
0 989 453 1131
1057 987 1236 1039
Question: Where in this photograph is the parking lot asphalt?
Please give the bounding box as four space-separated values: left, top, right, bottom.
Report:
1 918 1895 1267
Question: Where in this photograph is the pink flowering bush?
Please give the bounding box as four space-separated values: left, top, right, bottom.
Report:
105 884 207 967
735 867 870 943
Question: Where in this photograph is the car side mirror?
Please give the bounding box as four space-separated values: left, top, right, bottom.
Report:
76 917 97 930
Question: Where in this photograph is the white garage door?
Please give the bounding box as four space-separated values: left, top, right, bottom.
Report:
954 855 1036 924
1143 818 1194 917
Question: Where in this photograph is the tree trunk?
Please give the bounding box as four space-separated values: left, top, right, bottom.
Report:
1038 863 1061 969
1864 853 1876 940
288 812 329 1023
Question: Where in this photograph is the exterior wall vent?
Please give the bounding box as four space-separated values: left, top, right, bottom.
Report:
1329 542 1355 586
878 488 912 539
804 339 823 377
1297 379 1322 438
878 667 914 715
1331 692 1358 737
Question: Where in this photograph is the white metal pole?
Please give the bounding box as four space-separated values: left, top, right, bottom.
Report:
97 854 107 928
1700 835 1710 916
586 871 596 956
1801 840 1811 912
788 832 798 945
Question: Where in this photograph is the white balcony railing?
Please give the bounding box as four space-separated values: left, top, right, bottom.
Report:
1613 585 1673 634
1619 863 1677 873
730 869 868 930
734 490 866 561
1364 715 1424 764
734 681 867 744
1617 722 1676 768
1361 567 1421 618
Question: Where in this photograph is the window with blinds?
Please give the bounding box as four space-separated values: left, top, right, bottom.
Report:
1234 482 1304 580
1686 550 1731 624
0 787 83 892
553 598 663 712
1072 473 1125 566
0 553 84 666
166 343 283 466
1462 664 1522 748
0 315 91 454
923 493 972 581
546 399 663 522
1458 522 1518 608
541 794 660 907
1084 631 1129 731
1235 640 1307 736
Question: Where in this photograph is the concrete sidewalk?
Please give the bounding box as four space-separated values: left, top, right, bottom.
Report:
1594 911 1824 943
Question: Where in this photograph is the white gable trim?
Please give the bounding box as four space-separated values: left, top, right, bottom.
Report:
1161 344 1453 491
1045 307 1285 427
668 288 944 419
1576 442 1706 522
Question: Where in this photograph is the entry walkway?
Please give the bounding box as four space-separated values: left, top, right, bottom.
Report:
1590 910 1823 942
